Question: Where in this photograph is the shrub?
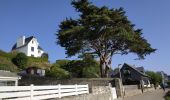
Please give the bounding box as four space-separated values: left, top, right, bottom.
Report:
82 66 100 78
12 53 28 69
146 71 162 85
46 64 70 79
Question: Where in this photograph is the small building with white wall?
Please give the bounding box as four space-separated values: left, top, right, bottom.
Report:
11 36 47 57
0 70 21 86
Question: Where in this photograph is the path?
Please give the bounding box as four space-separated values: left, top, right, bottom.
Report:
121 89 168 100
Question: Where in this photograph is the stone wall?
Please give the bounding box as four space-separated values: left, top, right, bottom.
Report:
92 86 111 94
53 85 114 100
124 85 142 97
19 76 115 94
123 85 155 97
18 77 116 100
143 87 155 93
54 93 113 100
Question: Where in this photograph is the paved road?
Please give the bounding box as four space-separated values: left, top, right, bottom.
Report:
122 89 168 100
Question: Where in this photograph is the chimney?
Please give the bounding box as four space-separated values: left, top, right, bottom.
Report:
17 36 25 47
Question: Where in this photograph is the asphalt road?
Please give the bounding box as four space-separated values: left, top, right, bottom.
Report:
122 89 168 100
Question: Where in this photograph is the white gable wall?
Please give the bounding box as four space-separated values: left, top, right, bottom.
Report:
27 38 39 57
27 38 44 57
15 46 28 56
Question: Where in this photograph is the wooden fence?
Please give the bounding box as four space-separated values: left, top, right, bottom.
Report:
0 84 89 100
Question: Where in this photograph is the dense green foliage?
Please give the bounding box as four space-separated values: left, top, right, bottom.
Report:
63 54 100 78
12 53 28 69
56 59 71 70
146 71 162 85
46 64 70 79
48 54 100 78
57 0 156 77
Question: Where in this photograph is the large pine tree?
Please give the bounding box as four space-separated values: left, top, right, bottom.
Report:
56 0 156 77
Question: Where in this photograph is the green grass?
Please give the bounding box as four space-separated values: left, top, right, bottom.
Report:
0 50 51 72
0 50 18 72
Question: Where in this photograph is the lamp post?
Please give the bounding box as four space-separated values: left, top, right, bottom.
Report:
118 64 124 97
118 64 122 80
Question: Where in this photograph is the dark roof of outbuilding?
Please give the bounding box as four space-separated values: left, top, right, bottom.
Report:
136 67 144 72
122 63 149 78
0 70 20 78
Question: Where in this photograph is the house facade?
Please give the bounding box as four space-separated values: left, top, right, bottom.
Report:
12 36 46 57
120 63 150 86
110 63 150 86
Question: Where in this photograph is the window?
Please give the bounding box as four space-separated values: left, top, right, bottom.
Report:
32 40 34 44
31 54 34 57
38 50 40 53
31 47 34 52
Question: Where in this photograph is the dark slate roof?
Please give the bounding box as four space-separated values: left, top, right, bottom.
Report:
122 63 149 78
0 70 20 78
38 46 43 50
12 36 34 50
136 67 144 73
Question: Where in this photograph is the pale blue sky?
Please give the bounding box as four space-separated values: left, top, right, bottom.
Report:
0 0 170 74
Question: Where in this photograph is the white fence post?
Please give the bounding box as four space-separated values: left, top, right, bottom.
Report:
58 84 61 98
87 84 89 94
30 84 34 100
75 84 78 95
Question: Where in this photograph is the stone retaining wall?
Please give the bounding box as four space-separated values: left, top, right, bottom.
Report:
54 93 113 100
123 85 155 97
92 86 111 94
124 85 142 97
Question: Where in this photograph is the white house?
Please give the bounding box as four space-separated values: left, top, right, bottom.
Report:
0 70 21 86
12 36 46 57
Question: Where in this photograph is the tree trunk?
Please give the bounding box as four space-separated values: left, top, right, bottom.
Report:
100 59 105 78
99 54 112 78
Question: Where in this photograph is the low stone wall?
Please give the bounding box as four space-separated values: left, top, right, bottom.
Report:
92 86 111 94
53 85 114 100
143 87 155 92
124 85 142 97
123 85 155 97
19 76 115 94
54 93 113 100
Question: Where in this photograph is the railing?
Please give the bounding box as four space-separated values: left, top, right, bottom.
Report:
0 84 89 100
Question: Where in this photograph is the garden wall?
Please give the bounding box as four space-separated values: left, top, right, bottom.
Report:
19 76 116 100
19 76 115 94
124 85 142 97
123 84 155 97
